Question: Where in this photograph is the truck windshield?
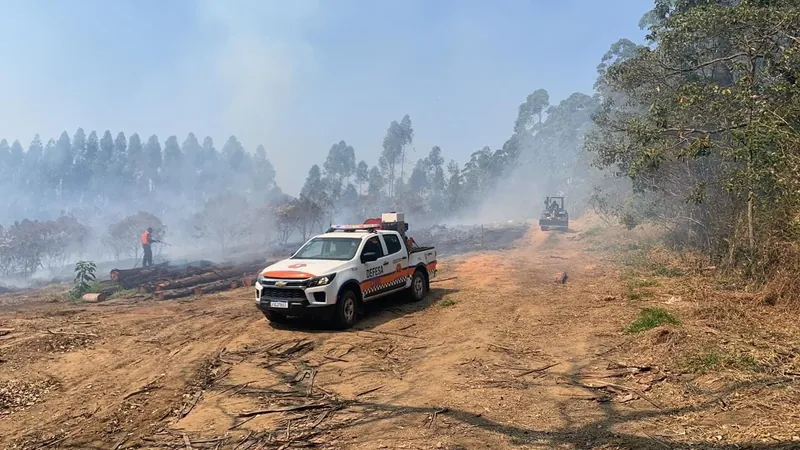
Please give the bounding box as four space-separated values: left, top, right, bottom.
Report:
292 237 361 261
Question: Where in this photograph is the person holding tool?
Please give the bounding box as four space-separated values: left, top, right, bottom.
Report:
140 227 163 267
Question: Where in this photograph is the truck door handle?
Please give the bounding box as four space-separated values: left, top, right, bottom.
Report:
401 256 407 260
383 262 389 265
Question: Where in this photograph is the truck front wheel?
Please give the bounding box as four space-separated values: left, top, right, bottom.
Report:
407 269 427 302
333 289 359 329
263 310 288 324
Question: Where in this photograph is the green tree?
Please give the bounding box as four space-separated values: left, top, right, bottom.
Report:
74 131 99 189
587 0 800 274
97 130 114 180
300 164 328 209
163 135 182 168
252 144 276 191
182 133 203 173
381 116 414 198
8 140 24 184
323 140 356 203
514 89 550 134
222 135 246 172
355 160 369 195
446 160 462 212
0 140 9 181
125 133 143 183
112 131 127 179
407 158 429 196
367 166 384 198
51 131 72 195
24 135 44 189
144 134 162 183
398 114 414 193
427 146 447 213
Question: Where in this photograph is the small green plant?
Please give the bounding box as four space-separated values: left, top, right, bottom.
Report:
438 298 457 308
625 307 680 333
70 261 97 300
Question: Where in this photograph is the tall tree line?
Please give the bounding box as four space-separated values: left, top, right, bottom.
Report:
0 131 279 221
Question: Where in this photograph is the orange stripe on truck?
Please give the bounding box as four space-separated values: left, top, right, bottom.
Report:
262 270 315 279
360 268 412 292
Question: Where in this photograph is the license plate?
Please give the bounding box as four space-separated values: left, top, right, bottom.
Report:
270 301 289 309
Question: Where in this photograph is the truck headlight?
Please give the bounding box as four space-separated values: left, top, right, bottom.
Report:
307 273 336 287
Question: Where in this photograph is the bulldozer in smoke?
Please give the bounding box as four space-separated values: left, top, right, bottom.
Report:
539 196 569 231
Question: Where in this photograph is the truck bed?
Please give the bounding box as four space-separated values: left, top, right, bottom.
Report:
410 246 434 253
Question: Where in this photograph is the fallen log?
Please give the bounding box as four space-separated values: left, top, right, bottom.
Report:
154 268 247 291
118 267 227 290
158 278 239 300
109 264 170 281
81 293 107 303
193 278 240 296
116 272 176 289
111 263 216 284
158 288 195 301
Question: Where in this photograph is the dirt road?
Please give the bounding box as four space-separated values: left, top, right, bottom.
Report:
1 221 797 449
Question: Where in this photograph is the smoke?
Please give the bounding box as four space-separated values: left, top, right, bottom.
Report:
193 0 319 192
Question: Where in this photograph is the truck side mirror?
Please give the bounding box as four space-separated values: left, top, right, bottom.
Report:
361 252 378 263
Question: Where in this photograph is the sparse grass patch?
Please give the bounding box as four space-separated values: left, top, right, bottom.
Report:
87 282 107 294
625 307 680 333
586 241 622 253
626 278 660 289
581 225 605 239
620 273 660 300
651 264 687 277
438 298 457 308
684 350 761 374
108 288 137 299
627 290 654 301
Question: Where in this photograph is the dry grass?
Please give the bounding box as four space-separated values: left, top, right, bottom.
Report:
588 221 800 382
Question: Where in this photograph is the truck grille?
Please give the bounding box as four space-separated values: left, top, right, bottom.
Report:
261 288 306 299
261 279 307 287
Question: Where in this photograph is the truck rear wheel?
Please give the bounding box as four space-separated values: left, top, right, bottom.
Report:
407 269 427 302
333 289 359 329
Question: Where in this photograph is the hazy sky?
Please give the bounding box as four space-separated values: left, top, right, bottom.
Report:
0 0 649 194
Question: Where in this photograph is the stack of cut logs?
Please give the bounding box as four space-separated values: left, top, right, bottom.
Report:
107 260 273 301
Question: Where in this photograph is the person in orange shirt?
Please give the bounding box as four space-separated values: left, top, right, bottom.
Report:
141 227 154 267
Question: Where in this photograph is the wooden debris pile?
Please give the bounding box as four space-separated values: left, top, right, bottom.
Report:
108 259 274 301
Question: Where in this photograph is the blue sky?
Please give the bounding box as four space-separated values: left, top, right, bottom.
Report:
0 0 650 194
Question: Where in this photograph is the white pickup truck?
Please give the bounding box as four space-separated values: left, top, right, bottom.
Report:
255 216 437 328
